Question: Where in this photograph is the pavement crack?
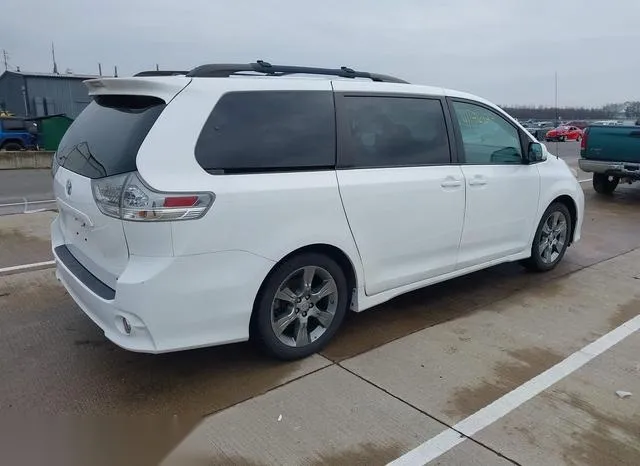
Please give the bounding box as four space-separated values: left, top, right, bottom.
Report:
337 362 523 465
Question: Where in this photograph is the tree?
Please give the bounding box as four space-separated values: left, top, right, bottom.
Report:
625 101 640 118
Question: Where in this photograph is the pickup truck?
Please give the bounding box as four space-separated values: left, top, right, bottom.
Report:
579 125 640 194
0 117 38 150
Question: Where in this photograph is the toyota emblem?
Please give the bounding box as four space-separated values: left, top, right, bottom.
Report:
66 179 72 196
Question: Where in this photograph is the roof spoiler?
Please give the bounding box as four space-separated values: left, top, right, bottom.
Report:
84 76 191 102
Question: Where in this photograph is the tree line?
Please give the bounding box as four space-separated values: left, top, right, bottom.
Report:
501 102 640 120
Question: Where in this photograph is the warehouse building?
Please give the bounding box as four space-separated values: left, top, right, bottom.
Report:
0 70 103 119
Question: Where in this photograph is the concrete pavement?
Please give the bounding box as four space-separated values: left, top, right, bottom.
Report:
0 143 639 465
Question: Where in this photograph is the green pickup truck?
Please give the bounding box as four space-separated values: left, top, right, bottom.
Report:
579 125 640 194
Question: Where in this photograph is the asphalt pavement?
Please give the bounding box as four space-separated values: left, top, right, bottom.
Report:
0 169 55 216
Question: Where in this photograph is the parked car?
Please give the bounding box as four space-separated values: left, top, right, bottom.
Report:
564 120 589 130
51 62 584 360
545 125 583 142
0 117 37 150
579 125 640 194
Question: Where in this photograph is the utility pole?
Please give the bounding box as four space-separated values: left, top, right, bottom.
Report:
52 42 59 74
554 71 559 125
2 49 9 70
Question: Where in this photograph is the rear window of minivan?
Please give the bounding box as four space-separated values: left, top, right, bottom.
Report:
195 91 335 173
56 95 165 179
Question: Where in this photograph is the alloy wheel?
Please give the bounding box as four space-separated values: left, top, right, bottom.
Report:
270 266 339 347
538 211 568 264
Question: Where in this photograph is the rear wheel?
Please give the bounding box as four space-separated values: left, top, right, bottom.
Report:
522 203 572 272
592 173 619 194
1 142 24 151
252 253 349 360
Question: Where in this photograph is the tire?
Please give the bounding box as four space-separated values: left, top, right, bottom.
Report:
251 252 349 360
522 202 572 272
592 173 619 195
559 136 566 142
575 135 581 142
1 142 24 151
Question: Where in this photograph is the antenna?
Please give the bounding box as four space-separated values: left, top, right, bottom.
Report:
114 65 118 77
52 42 58 74
2 49 8 71
98 63 102 76
156 63 160 71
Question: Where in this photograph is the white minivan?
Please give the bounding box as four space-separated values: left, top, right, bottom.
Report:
51 62 584 359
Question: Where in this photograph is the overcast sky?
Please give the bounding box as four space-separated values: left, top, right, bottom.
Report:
3 0 639 107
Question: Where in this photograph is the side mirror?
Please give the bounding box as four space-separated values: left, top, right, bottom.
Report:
527 142 545 163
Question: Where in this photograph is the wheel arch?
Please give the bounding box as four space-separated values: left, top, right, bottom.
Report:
550 194 578 245
1 138 25 149
249 243 360 334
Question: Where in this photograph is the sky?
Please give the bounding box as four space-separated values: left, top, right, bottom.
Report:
2 0 639 107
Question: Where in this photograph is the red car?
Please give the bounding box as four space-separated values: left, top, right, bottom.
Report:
545 125 583 142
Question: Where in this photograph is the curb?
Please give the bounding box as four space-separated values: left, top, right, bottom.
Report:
0 151 54 169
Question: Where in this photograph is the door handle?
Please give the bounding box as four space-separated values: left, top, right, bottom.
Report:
441 179 462 188
468 176 487 186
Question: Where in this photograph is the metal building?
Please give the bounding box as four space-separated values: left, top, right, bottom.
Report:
0 71 105 119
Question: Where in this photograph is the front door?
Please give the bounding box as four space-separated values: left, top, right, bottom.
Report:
334 90 466 295
449 100 540 269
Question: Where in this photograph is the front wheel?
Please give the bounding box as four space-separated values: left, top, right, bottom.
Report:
522 203 572 272
1 142 24 151
592 173 619 195
252 253 349 360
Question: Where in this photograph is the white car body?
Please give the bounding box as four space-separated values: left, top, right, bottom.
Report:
51 66 584 355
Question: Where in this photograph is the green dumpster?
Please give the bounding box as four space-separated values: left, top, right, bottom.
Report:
28 114 74 151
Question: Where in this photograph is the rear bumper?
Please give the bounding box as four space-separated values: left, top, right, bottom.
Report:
52 217 275 353
579 159 640 180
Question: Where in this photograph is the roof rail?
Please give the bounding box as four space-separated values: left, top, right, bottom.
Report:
134 70 189 77
185 61 409 83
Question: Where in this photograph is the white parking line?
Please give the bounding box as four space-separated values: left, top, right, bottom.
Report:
388 313 640 465
0 260 56 275
0 199 56 208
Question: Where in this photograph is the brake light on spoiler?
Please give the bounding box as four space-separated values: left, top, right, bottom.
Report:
92 172 214 221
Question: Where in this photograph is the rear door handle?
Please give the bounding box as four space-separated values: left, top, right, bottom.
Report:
441 179 462 188
469 176 488 186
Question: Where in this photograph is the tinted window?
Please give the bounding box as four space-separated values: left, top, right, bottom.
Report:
2 119 27 131
195 91 335 173
452 101 522 165
56 95 165 179
339 96 450 168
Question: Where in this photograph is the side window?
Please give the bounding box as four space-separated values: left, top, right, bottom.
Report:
339 96 451 168
2 119 27 131
452 101 522 165
195 91 335 173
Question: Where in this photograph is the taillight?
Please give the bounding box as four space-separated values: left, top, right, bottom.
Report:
581 129 588 151
92 172 214 221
